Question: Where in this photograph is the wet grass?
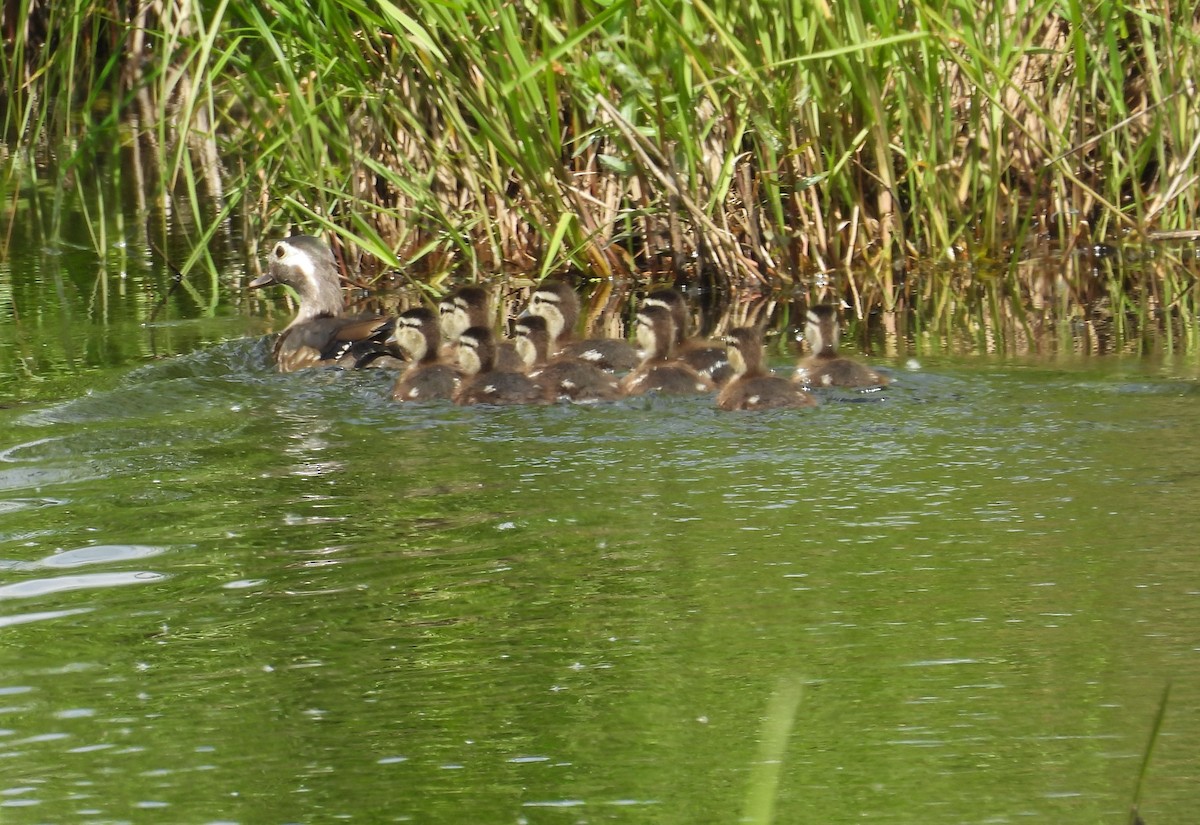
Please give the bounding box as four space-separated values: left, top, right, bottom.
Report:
2 0 1200 343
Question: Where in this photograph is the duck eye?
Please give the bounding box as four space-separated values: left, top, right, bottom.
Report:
273 244 286 259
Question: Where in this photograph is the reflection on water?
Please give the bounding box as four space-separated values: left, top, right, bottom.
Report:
0 339 1197 823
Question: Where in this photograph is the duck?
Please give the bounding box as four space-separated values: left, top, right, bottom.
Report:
438 285 524 371
513 315 621 402
620 304 715 396
389 307 463 402
524 278 639 371
641 288 734 385
717 326 817 411
453 326 549 406
248 235 398 373
795 304 891 389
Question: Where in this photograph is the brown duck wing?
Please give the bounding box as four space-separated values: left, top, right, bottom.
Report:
274 315 397 372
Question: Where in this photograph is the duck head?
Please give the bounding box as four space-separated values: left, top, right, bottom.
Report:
249 235 344 325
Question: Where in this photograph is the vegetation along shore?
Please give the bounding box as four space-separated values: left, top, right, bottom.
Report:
2 0 1199 350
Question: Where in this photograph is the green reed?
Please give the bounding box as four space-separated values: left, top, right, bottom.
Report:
2 0 1199 330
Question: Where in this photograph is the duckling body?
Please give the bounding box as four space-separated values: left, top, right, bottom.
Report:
642 288 733 385
717 327 817 411
514 316 621 402
526 279 638 371
390 307 463 402
454 326 549 406
438 286 523 371
620 305 715 396
795 305 891 389
249 235 397 373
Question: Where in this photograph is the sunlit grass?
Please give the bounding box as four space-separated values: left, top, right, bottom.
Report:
2 0 1199 337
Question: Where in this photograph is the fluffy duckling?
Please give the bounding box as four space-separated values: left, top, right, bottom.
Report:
717 326 817 411
453 326 549 406
525 278 638 371
249 235 397 372
513 315 621 403
438 285 523 371
641 288 733 385
795 304 891 389
620 305 715 396
389 307 462 402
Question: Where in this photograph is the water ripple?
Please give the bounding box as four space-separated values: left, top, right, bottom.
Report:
0 571 167 601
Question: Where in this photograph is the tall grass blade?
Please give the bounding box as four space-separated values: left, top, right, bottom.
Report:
1128 680 1171 825
741 676 803 825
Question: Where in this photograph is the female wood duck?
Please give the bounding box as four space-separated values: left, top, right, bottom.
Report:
525 278 639 371
389 307 462 402
620 304 715 396
642 288 733 385
453 326 549 406
717 326 817 411
513 315 621 402
248 235 397 372
795 304 891 388
438 285 523 371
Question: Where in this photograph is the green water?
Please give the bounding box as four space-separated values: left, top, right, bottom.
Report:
0 325 1198 823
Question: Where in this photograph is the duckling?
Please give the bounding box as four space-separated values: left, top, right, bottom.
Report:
248 235 398 373
642 288 734 385
620 304 715 396
525 278 638 371
717 326 817 411
514 315 621 402
389 307 462 402
795 304 891 388
438 285 523 371
453 326 549 406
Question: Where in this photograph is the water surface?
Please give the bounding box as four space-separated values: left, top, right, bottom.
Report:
0 331 1197 823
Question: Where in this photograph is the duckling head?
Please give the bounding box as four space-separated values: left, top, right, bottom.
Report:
724 326 767 377
391 306 441 363
634 304 675 361
642 288 689 345
513 315 552 369
457 326 497 375
804 304 841 356
526 279 580 341
440 286 490 341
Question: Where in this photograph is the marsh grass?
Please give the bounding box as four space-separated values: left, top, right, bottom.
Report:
2 0 1199 345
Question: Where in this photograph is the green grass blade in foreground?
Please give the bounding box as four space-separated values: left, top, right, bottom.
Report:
1128 680 1170 825
741 676 804 825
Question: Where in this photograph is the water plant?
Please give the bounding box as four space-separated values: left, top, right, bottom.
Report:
2 0 1199 341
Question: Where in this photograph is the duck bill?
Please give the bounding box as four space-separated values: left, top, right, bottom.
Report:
248 273 276 289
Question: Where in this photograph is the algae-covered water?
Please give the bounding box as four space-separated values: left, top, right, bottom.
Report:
1 239 1199 824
